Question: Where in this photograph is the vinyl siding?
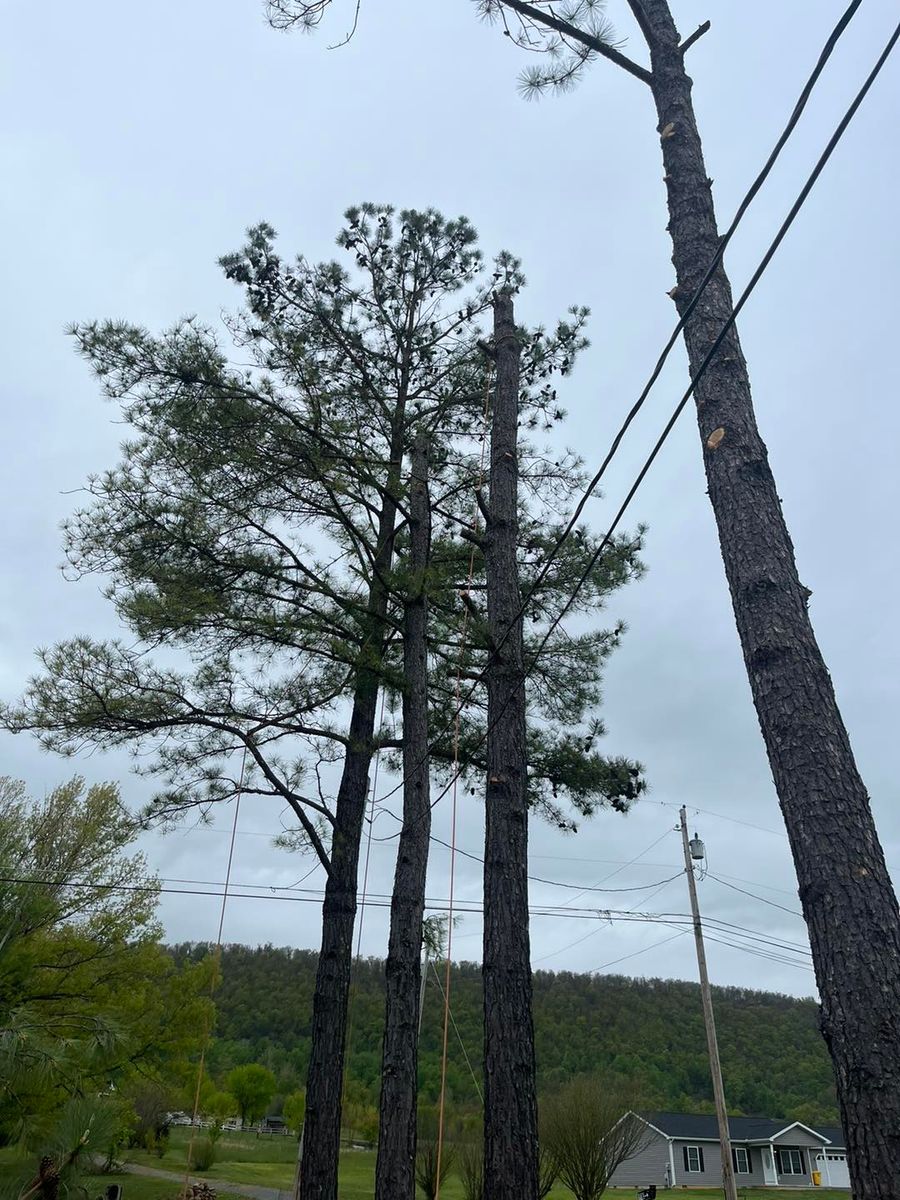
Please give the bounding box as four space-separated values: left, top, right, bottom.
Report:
671 1138 732 1189
607 1130 672 1188
609 1137 771 1188
731 1144 766 1187
773 1127 827 1148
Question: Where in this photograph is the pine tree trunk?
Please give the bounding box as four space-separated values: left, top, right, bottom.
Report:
299 708 377 1200
299 420 406 1200
636 3 900 1193
482 292 539 1200
375 435 432 1200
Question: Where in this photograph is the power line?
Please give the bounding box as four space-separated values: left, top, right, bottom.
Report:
2 870 820 981
638 798 786 840
531 857 680 966
584 930 690 974
552 827 676 908
426 830 684 895
465 11 900 862
485 0 865 635
420 832 802 900
700 931 815 975
707 872 804 919
517 0 900 711
6 867 821 978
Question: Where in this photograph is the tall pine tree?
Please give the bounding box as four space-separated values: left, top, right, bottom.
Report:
4 204 497 1200
265 5 900 1194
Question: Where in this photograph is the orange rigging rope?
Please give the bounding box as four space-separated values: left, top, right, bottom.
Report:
182 748 246 1199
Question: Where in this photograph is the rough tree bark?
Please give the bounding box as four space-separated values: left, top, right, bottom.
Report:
299 414 405 1200
632 3 900 1193
374 434 432 1200
482 291 538 1200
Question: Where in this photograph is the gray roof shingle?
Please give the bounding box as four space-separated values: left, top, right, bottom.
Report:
815 1125 847 1149
641 1111 841 1144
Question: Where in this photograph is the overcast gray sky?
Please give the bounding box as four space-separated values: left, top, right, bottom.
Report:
2 0 898 1000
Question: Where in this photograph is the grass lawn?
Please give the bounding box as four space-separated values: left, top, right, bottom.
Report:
0 1161 241 1200
119 1130 848 1200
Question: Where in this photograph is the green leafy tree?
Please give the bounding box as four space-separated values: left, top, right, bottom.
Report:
205 1091 238 1143
283 1090 306 1136
226 1065 277 1128
0 777 213 1140
126 1079 173 1155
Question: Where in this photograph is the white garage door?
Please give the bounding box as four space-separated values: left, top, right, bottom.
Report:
815 1151 851 1188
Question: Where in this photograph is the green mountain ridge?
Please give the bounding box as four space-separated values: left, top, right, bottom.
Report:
170 943 837 1124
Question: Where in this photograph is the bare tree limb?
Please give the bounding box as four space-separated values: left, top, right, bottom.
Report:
680 20 711 54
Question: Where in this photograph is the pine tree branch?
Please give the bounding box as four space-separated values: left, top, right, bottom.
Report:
501 0 652 84
283 795 333 875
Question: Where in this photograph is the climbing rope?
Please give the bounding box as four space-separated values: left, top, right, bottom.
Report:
430 959 484 1105
183 748 246 1199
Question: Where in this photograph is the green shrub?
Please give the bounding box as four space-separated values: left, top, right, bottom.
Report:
189 1137 217 1172
457 1142 483 1200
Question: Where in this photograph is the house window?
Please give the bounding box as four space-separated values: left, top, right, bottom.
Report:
777 1149 806 1175
683 1145 705 1173
732 1147 750 1174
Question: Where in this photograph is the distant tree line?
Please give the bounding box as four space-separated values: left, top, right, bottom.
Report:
171 942 839 1127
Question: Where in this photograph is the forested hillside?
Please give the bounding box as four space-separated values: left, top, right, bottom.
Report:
170 943 837 1125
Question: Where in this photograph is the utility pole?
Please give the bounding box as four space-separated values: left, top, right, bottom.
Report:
679 807 738 1200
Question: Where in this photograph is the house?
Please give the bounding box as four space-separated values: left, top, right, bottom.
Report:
609 1111 850 1190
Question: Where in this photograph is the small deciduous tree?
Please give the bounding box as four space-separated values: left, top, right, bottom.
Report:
542 1079 648 1200
457 1141 484 1200
537 1142 557 1200
415 1138 455 1200
226 1065 277 1128
205 1092 238 1143
127 1080 173 1155
283 1090 306 1136
0 777 212 1141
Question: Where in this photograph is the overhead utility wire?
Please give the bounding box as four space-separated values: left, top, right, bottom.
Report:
484 0 865 624
1 870 811 955
518 7 900 706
